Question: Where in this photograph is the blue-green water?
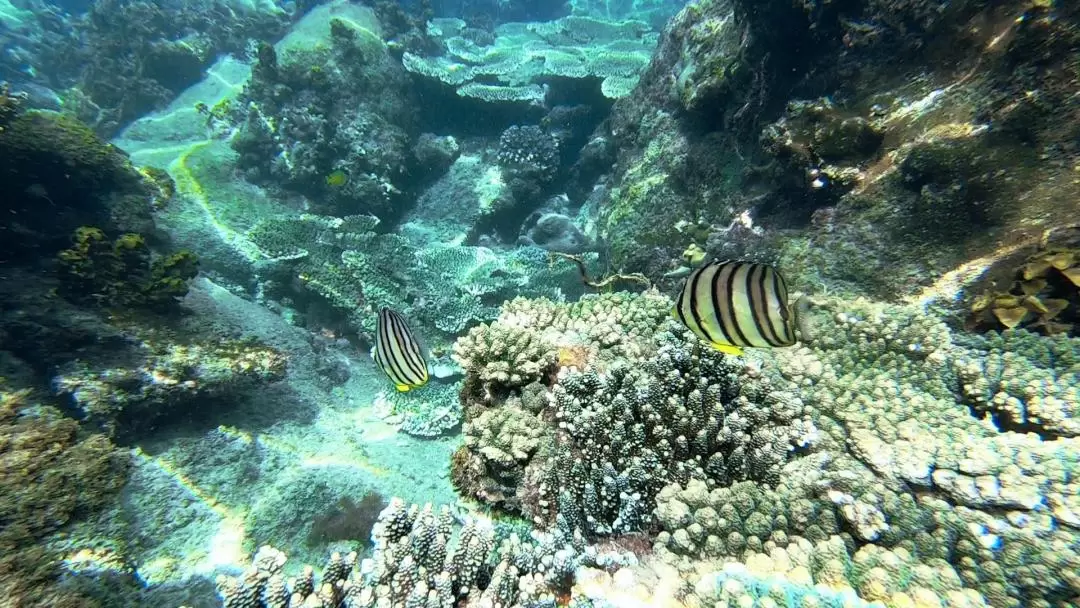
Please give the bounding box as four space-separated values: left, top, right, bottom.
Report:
1 0 1078 606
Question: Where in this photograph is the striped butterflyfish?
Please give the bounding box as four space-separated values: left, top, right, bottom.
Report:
673 260 797 356
374 307 429 392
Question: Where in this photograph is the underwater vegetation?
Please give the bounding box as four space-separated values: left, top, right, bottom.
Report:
1 0 1079 605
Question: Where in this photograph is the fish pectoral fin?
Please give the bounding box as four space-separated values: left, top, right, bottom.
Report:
712 343 744 356
395 384 412 392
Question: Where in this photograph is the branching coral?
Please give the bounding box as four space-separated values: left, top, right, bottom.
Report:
451 291 816 538
954 329 1079 438
452 290 1080 608
217 498 635 608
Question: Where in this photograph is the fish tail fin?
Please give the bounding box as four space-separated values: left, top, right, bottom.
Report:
713 343 744 356
794 295 815 344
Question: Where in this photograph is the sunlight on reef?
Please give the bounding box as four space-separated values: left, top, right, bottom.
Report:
131 448 249 581
2 0 1079 604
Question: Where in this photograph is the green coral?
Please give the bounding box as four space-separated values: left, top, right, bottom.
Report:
56 227 199 310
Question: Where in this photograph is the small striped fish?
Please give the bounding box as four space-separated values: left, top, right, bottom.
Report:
374 307 429 392
673 260 797 356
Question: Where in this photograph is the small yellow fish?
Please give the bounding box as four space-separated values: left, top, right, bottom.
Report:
326 170 348 187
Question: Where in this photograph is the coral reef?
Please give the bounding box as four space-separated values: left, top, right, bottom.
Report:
0 386 129 605
402 15 657 104
217 497 635 608
54 335 287 436
36 0 291 136
449 290 1080 608
225 3 418 222
450 291 816 534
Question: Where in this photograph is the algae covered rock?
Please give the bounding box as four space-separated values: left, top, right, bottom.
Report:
591 0 1080 303
0 109 155 263
226 3 418 222
0 386 129 605
54 334 287 437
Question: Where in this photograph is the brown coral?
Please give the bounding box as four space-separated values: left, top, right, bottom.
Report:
0 387 129 604
969 245 1080 335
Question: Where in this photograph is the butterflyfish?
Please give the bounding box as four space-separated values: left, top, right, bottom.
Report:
374 307 429 391
673 260 798 356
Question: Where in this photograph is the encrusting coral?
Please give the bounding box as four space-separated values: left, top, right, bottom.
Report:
53 336 288 437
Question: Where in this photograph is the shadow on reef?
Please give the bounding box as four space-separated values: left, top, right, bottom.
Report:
0 96 294 602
